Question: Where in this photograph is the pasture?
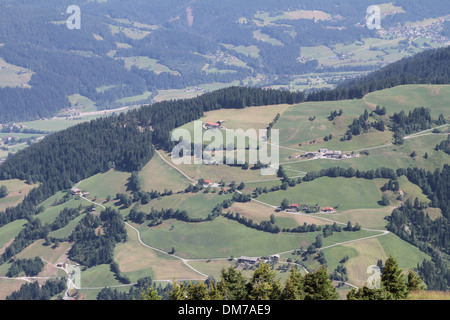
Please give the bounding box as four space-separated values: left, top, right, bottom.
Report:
257 177 386 211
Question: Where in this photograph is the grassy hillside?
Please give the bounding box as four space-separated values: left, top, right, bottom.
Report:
257 177 386 211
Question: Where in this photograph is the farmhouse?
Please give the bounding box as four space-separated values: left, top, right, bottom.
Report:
321 207 336 213
70 187 81 195
286 203 299 213
204 121 220 129
203 179 212 187
270 254 280 261
318 148 328 154
238 256 259 264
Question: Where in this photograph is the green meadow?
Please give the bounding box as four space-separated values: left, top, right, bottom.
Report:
257 177 386 211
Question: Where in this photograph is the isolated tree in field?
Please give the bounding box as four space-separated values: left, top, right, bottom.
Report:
315 234 323 248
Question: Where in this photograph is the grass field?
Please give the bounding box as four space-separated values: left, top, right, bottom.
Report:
77 169 132 202
0 57 34 88
118 56 180 75
80 263 123 288
20 115 102 132
0 279 25 300
137 216 319 259
364 85 450 119
138 154 191 193
407 291 450 300
274 99 370 148
115 90 153 105
0 179 37 212
281 131 450 175
115 224 204 282
323 232 430 287
311 206 392 230
273 84 450 159
141 191 234 220
254 9 330 27
257 177 386 211
153 81 241 103
0 219 27 255
253 30 284 46
67 94 97 113
227 200 330 227
159 150 276 184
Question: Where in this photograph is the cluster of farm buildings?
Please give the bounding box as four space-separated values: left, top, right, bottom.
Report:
286 203 335 214
298 148 358 160
238 254 280 265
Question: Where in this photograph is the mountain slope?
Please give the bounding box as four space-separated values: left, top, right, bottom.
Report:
307 45 450 101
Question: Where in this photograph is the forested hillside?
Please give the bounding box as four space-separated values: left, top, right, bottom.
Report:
307 45 450 101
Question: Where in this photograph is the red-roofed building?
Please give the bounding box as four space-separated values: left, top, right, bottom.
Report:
321 207 335 213
203 179 212 187
205 122 220 129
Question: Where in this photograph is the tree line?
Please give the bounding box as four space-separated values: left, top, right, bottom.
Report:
139 255 423 301
6 257 44 278
435 135 450 155
6 279 66 300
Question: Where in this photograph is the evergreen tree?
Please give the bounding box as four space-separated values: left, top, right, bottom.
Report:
140 285 162 301
247 263 282 300
281 268 305 300
303 266 338 300
381 255 409 300
217 267 248 300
